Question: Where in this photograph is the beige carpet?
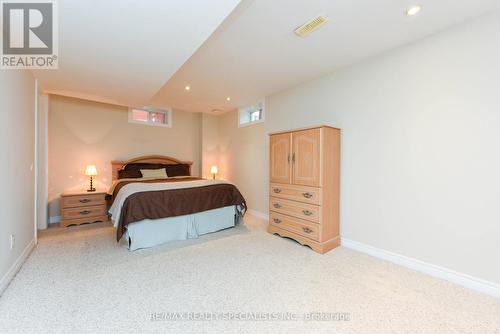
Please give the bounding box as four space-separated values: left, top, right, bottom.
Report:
0 214 499 334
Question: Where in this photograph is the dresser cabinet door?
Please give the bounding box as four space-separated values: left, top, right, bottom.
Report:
292 128 321 187
270 133 292 184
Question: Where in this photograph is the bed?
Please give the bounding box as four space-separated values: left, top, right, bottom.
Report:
108 155 246 251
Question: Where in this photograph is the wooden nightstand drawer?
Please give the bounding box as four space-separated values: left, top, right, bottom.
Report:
61 204 107 220
60 193 106 208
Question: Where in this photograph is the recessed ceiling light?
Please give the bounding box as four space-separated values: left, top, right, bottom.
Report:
226 97 231 101
184 85 191 91
406 5 422 16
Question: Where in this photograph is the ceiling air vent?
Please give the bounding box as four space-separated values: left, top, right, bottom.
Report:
294 15 328 37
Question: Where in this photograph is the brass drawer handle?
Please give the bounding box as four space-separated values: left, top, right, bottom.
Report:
302 192 313 199
273 203 282 209
302 227 313 234
302 210 313 216
80 210 92 215
79 199 91 203
273 218 282 224
273 188 282 194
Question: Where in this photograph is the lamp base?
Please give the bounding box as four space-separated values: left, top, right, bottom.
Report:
87 176 96 192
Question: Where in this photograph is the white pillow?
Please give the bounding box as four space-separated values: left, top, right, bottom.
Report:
140 168 168 179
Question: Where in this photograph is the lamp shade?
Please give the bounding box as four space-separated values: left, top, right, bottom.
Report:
210 166 218 174
85 165 98 176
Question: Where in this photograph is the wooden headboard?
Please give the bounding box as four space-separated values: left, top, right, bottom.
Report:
111 155 193 181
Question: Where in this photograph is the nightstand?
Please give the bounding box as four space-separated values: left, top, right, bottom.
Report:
60 191 109 227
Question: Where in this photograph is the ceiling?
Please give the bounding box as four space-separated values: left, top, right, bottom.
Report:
33 0 241 106
151 0 500 113
35 0 500 112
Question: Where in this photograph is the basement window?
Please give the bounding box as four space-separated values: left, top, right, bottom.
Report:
238 100 265 127
128 107 172 127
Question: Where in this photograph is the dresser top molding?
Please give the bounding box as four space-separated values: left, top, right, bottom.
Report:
268 125 340 136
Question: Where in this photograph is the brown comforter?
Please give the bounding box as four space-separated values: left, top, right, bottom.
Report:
110 178 246 241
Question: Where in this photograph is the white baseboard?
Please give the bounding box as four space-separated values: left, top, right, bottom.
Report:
341 238 500 299
0 238 36 296
49 215 60 224
247 209 269 221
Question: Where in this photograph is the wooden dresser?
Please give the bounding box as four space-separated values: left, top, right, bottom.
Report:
60 191 108 227
268 125 340 254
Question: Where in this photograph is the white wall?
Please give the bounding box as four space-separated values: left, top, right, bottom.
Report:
218 12 500 285
218 110 268 214
0 70 36 292
201 114 220 179
37 94 49 229
48 94 202 219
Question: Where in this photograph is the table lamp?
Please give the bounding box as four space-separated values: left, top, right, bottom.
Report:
85 165 98 192
210 165 218 180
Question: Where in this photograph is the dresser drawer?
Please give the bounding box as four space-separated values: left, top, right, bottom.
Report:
270 212 319 241
270 183 321 205
270 197 320 223
61 194 106 208
61 204 107 220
